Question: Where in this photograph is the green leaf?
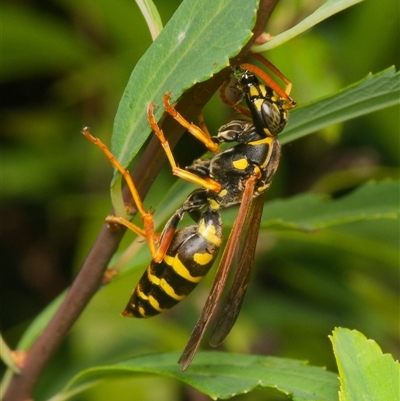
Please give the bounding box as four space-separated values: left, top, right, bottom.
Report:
281 67 400 144
60 352 339 401
275 225 399 270
135 0 163 40
330 328 400 401
260 180 400 231
254 0 365 51
220 180 399 232
112 0 259 170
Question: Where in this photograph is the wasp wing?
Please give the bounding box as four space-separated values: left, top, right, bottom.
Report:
209 191 265 347
178 175 258 370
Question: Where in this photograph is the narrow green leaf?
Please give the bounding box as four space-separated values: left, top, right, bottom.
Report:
112 0 259 170
330 328 400 401
281 68 400 144
16 292 66 351
47 382 96 401
135 0 163 40
259 181 400 231
60 352 338 401
253 0 365 51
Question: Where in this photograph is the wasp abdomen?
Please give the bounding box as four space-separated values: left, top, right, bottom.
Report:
122 209 222 318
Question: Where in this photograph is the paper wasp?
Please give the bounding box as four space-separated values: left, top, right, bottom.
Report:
83 54 296 370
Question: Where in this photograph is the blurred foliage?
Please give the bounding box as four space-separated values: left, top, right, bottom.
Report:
1 0 399 400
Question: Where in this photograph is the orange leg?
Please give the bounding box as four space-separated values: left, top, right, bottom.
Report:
197 112 211 138
147 104 222 193
162 93 220 153
250 53 293 96
82 127 163 261
219 76 252 117
219 77 235 108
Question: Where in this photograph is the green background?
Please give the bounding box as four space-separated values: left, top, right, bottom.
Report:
1 0 399 400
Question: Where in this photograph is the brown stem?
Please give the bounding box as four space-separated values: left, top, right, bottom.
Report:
4 1 279 399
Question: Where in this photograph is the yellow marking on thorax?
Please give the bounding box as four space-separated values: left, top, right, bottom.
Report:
193 252 213 265
219 189 228 197
198 219 222 246
163 254 203 283
248 137 272 146
260 136 275 169
248 136 274 169
208 198 220 210
232 158 248 170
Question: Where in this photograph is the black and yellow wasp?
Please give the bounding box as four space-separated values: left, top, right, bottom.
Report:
83 54 296 370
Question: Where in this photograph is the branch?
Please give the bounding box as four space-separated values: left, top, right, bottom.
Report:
3 1 279 399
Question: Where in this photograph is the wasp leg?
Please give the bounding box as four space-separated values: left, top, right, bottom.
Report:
219 76 252 117
197 112 212 138
105 215 146 237
250 53 294 95
82 127 160 259
219 76 233 108
147 104 222 193
240 62 295 107
153 189 208 263
162 93 220 153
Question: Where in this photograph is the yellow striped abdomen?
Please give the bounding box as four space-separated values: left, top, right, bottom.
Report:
122 209 222 318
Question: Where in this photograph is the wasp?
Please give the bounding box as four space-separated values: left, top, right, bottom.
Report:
83 54 296 370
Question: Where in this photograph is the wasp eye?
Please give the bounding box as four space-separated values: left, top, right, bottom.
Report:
261 100 286 135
